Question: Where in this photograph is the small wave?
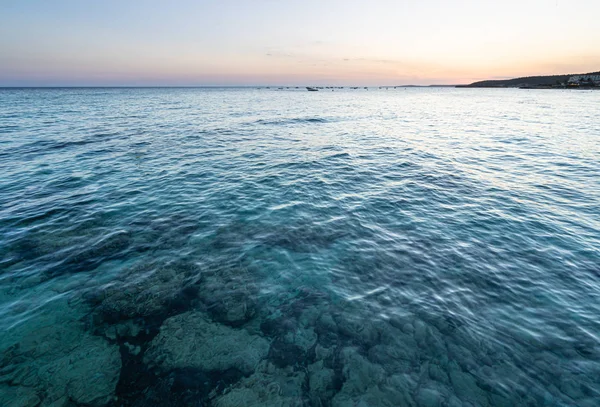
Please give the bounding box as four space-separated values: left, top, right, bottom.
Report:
252 117 330 126
90 131 121 139
2 139 102 157
325 152 351 159
0 125 19 132
49 140 98 150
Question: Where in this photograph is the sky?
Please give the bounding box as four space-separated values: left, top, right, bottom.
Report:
1 0 599 86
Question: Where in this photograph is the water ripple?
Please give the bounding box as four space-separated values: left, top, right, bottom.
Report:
0 88 599 406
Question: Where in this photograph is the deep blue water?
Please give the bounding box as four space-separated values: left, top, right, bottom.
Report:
0 87 599 407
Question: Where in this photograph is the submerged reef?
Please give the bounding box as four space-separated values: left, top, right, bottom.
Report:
213 360 307 407
144 311 270 374
0 299 121 407
1 249 598 406
89 260 201 324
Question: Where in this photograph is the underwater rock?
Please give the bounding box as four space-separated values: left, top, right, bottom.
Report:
297 305 322 328
414 319 427 343
376 331 422 373
404 319 447 360
488 392 514 407
267 325 318 368
0 385 40 407
103 319 143 340
447 342 478 373
446 395 463 407
268 338 306 369
198 270 257 326
213 361 306 407
261 312 299 337
332 373 418 407
37 334 121 406
58 230 133 274
427 362 450 385
91 260 200 327
332 311 387 347
383 374 419 406
337 347 386 394
124 342 141 356
367 343 414 374
559 376 583 400
415 386 444 407
314 344 335 363
308 360 336 405
0 301 121 407
448 362 489 406
283 326 317 353
123 366 245 407
144 311 270 374
330 347 423 407
315 312 337 334
314 312 339 347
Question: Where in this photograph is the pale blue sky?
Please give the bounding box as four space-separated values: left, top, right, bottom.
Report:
1 0 599 86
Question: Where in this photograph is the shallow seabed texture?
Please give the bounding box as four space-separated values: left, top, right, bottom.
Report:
0 88 599 406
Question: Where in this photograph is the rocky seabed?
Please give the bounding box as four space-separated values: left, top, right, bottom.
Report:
1 259 597 407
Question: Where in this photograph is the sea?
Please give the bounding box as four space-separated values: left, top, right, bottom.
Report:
0 87 599 407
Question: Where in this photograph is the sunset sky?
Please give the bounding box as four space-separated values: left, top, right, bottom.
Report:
1 0 599 86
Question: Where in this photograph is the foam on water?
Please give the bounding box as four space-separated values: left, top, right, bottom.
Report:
0 87 599 406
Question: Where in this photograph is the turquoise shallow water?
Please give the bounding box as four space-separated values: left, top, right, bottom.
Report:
0 87 599 406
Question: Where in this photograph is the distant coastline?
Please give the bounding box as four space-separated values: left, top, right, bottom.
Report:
2 75 599 90
457 71 600 89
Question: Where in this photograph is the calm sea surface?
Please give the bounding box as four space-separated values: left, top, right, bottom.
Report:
0 88 599 406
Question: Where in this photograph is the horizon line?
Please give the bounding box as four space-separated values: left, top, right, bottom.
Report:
0 84 465 89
